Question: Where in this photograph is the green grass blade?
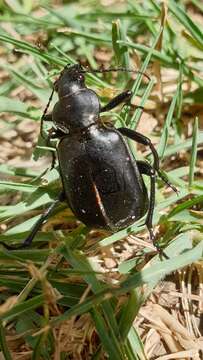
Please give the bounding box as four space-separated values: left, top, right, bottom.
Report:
127 327 147 360
168 195 203 219
0 320 13 360
130 77 156 130
48 241 202 329
189 117 198 188
168 1 203 49
164 131 203 157
157 86 179 158
122 26 163 126
112 19 130 69
1 295 44 322
91 308 124 360
59 245 124 357
119 290 141 340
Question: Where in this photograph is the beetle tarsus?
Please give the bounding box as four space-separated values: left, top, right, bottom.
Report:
136 160 169 259
157 170 179 194
0 192 65 250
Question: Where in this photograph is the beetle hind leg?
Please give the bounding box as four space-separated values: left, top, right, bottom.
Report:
137 161 169 259
156 169 178 194
118 127 178 194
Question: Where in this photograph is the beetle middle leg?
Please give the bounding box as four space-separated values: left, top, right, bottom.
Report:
40 113 57 169
0 191 66 250
44 126 65 169
137 161 168 259
46 127 60 169
118 127 178 193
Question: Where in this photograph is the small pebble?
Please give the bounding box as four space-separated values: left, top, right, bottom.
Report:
1 130 17 140
104 258 117 269
17 120 37 134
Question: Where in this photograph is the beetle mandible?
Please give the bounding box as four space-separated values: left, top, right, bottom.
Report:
3 64 177 254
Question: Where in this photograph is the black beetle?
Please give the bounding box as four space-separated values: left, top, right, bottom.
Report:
2 64 177 254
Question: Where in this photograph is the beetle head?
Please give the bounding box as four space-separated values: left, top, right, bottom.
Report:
55 64 86 97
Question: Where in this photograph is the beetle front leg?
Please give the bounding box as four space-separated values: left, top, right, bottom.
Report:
137 161 168 259
118 127 178 193
0 192 66 250
100 90 133 112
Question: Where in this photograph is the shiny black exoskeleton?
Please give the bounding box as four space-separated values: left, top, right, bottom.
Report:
54 66 148 231
2 64 177 253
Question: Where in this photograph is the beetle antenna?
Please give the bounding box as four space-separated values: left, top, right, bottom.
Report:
40 62 73 137
40 87 55 139
82 67 150 81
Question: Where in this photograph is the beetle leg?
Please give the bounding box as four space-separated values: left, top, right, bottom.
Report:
137 161 168 259
46 127 61 169
42 113 53 122
46 128 65 169
118 127 178 194
136 161 156 243
0 192 66 250
100 90 133 112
